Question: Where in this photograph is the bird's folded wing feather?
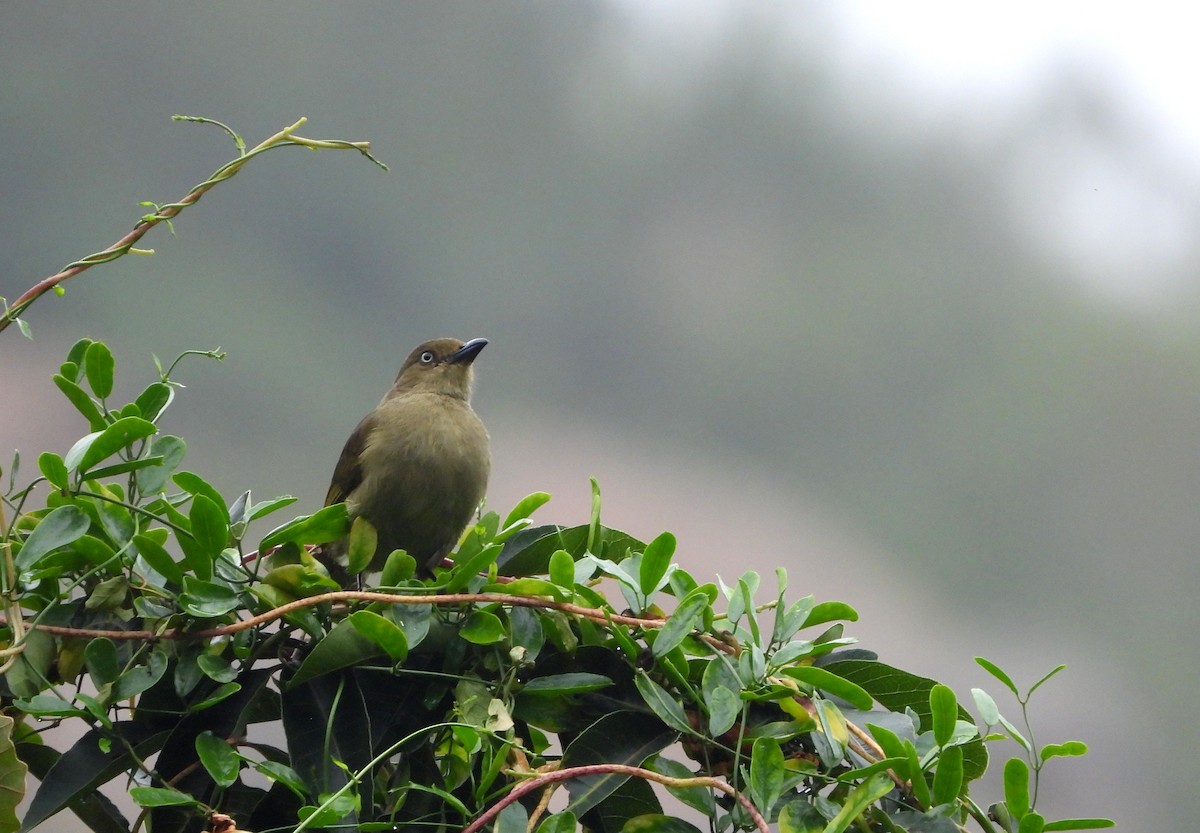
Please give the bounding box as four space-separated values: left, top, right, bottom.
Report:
325 413 376 506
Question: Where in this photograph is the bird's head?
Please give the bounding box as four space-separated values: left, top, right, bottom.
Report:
389 337 487 400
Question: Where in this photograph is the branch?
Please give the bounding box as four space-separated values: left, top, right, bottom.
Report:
1 116 387 336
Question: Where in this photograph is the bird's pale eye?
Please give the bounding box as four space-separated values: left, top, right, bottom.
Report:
420 351 436 364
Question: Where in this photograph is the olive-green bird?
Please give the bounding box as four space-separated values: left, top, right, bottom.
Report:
322 337 490 580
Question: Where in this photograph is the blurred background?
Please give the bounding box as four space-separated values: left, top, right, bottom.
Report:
2 2 1193 829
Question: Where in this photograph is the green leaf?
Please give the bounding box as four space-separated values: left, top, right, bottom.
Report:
246 495 299 521
778 799 825 833
1028 664 1068 697
129 786 198 808
494 802 528 833
260 503 350 550
801 600 858 628
133 381 173 422
701 657 742 737
195 731 240 787
976 657 1020 697
82 456 165 481
0 716 28 832
347 610 408 662
136 435 187 493
536 811 579 833
15 505 91 569
345 516 378 575
652 589 709 658
560 710 676 818
1040 741 1088 761
639 531 676 596
72 417 157 476
929 683 958 747
112 650 168 701
460 610 506 645
84 638 119 687
83 341 115 399
180 577 242 617
1041 819 1115 831
779 666 874 710
173 471 229 520
749 736 785 814
503 491 552 529
932 744 963 806
821 772 893 833
521 673 613 696
37 452 69 490
1004 756 1031 818
646 755 715 817
52 374 106 432
189 494 228 557
971 687 1001 725
1018 811 1046 833
634 670 692 735
288 619 382 687
133 533 184 584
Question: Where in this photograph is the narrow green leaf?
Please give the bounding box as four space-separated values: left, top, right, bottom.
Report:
82 456 165 481
195 731 240 787
647 755 716 817
639 531 677 596
189 495 228 557
1041 819 1115 830
634 670 692 735
652 589 710 658
976 657 1020 697
37 452 69 490
503 491 552 529
173 471 229 520
780 666 873 710
15 505 91 569
75 417 157 476
932 744 963 806
1040 741 1088 761
83 341 115 399
129 786 197 808
260 503 350 550
821 772 893 833
246 495 298 521
904 739 931 809
1004 757 1031 818
521 673 613 696
929 684 958 747
52 374 106 431
1028 664 1068 697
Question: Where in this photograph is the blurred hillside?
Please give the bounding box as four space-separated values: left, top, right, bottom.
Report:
2 3 1195 829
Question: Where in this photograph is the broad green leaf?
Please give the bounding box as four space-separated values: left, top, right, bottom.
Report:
778 799 825 833
801 600 858 628
494 802 528 833
929 684 958 747
634 670 692 735
83 341 115 399
15 505 91 569
288 619 382 687
548 548 575 587
260 503 350 550
459 609 506 644
702 657 742 737
133 533 184 585
932 744 963 806
639 531 676 596
73 417 157 476
180 577 241 618
136 435 187 493
134 381 173 422
972 687 1001 725
345 516 378 575
749 736 785 814
560 710 676 818
646 755 715 816
84 638 119 687
189 495 229 557
347 610 408 662
976 657 1020 697
196 654 238 684
1004 757 1031 818
37 452 69 490
112 650 168 701
536 811 579 833
0 716 28 832
780 666 873 710
1018 811 1046 833
652 589 709 658
195 731 240 787
52 374 105 431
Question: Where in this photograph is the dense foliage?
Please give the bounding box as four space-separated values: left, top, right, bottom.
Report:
0 340 1112 833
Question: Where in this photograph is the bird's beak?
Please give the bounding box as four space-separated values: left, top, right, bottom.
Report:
448 338 488 365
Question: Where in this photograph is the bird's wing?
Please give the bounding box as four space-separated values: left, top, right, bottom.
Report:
325 412 376 506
